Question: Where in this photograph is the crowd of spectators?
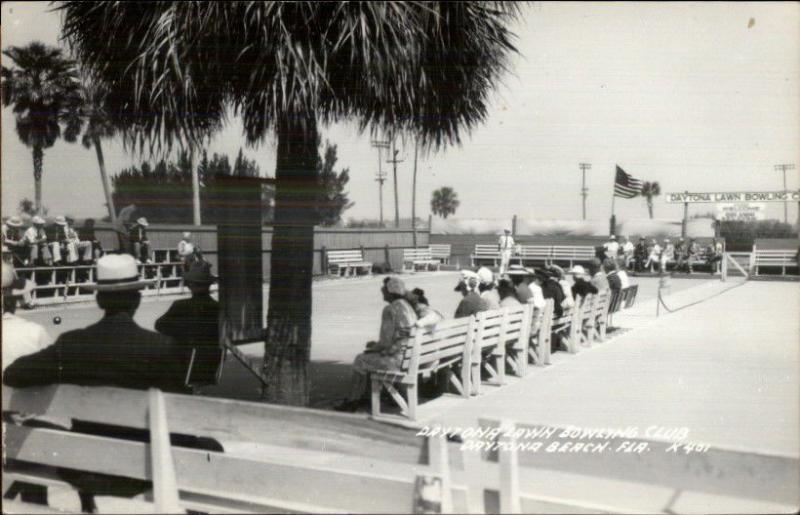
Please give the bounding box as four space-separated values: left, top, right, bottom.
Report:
2 215 103 268
599 234 724 275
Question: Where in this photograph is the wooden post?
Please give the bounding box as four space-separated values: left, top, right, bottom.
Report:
321 246 328 275
681 191 689 238
148 389 182 513
511 215 517 236
384 244 391 270
498 420 521 514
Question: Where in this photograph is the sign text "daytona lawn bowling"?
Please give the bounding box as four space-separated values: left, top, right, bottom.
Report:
665 191 800 204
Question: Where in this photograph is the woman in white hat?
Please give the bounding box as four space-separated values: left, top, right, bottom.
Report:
2 261 51 370
476 266 500 309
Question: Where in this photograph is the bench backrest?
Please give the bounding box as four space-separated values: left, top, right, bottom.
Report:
473 305 530 354
327 249 365 264
624 284 639 309
429 244 452 259
550 245 596 260
754 250 797 263
473 244 500 257
403 248 433 261
517 245 551 259
408 317 475 375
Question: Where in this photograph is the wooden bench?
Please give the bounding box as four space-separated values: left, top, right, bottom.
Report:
550 302 582 354
469 305 531 395
402 248 441 272
3 384 445 513
326 249 373 277
370 316 475 421
470 244 502 267
429 244 452 264
527 299 555 368
516 245 551 266
549 246 596 267
753 249 798 275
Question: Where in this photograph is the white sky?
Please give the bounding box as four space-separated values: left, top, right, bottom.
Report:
2 1 799 223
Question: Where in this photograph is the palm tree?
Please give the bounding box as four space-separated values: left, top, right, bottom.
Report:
431 187 460 219
641 181 661 219
73 70 118 224
60 1 519 406
1 42 81 214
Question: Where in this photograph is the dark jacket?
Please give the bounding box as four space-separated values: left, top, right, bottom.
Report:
571 280 599 302
155 294 222 385
541 278 565 317
3 313 192 394
129 225 148 243
455 291 488 319
514 282 533 304
607 271 622 292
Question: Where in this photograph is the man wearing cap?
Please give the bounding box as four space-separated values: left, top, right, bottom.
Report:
2 216 28 265
4 254 192 394
497 229 515 274
156 261 222 387
2 261 51 370
569 265 598 302
22 216 52 266
454 270 489 318
603 235 620 260
476 266 500 310
128 217 152 263
336 276 418 411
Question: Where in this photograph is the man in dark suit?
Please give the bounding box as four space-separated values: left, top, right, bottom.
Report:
4 254 191 393
156 260 222 387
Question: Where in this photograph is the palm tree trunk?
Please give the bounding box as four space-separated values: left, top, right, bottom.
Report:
412 139 418 247
33 146 43 215
191 148 202 225
647 198 654 219
92 136 117 224
262 114 318 406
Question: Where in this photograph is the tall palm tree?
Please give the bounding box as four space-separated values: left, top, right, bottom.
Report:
431 187 460 219
641 181 661 219
1 42 81 214
60 1 519 406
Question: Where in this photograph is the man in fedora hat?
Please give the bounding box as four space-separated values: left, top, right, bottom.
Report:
3 216 28 265
156 261 222 387
505 264 532 304
4 254 192 393
2 261 51 370
128 217 152 264
454 269 489 318
22 216 52 266
51 215 93 265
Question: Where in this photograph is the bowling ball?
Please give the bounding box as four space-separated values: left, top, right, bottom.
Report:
53 316 62 325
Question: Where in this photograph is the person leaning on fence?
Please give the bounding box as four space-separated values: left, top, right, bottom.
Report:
335 277 418 412
477 266 501 310
22 216 52 266
155 261 222 388
498 228 515 274
128 217 152 263
454 270 490 318
2 261 51 370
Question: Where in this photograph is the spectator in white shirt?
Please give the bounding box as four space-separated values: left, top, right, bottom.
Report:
476 266 500 310
2 261 52 370
23 216 53 266
621 236 635 268
603 235 620 260
497 229 515 274
645 239 662 273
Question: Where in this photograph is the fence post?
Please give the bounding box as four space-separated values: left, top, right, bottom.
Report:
384 244 391 271
321 245 328 275
511 215 517 236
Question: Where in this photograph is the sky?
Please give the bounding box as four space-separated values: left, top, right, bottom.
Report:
2 1 799 225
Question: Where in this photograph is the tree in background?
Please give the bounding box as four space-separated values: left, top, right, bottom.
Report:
431 187 460 219
641 181 661 219
316 140 354 226
62 1 519 406
1 42 81 214
112 150 273 224
17 198 48 217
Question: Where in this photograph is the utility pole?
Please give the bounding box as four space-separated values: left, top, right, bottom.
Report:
411 139 419 248
774 163 795 224
371 140 390 227
386 139 404 228
578 163 591 220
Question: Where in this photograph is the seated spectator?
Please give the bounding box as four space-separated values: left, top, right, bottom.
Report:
615 257 631 289
129 217 152 263
526 269 547 310
707 238 724 275
633 236 648 273
2 216 28 266
335 277 417 412
51 216 93 265
645 238 661 273
2 261 51 370
476 266 500 310
547 264 575 310
22 216 52 266
506 265 532 303
603 235 620 260
687 238 700 273
78 218 104 260
155 261 222 388
589 257 609 292
407 287 444 328
621 236 635 267
661 238 675 271
569 265 598 302
178 231 193 257
454 270 489 318
4 254 192 393
674 237 687 272
497 275 521 308
537 267 565 318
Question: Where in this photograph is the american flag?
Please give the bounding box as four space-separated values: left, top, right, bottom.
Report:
614 165 643 198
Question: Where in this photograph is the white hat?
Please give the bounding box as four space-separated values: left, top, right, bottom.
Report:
609 235 616 240
136 217 149 227
457 270 480 292
86 254 154 292
32 216 45 225
55 215 67 225
476 266 494 285
569 265 586 276
182 231 191 239
5 216 23 227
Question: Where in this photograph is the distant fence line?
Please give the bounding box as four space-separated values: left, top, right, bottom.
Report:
92 223 430 278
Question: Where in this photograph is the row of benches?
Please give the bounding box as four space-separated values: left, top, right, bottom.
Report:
471 244 597 268
327 245 453 277
370 285 639 421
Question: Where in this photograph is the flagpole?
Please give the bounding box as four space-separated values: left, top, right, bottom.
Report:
610 165 617 235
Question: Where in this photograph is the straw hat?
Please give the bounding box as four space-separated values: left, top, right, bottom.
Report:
505 265 529 276
569 265 587 277
136 217 149 227
32 216 45 225
85 254 154 292
5 216 22 227
182 231 191 239
54 215 68 226
476 266 494 285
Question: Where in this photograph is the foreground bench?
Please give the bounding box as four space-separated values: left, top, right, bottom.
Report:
470 304 531 395
326 249 373 277
402 247 441 272
753 248 798 275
